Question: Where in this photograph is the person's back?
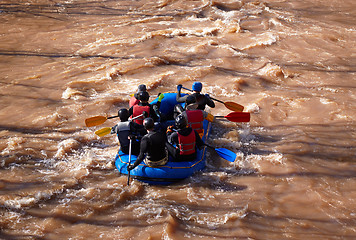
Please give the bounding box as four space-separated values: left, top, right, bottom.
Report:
176 82 215 110
127 118 168 171
183 109 204 135
130 91 162 124
142 130 167 162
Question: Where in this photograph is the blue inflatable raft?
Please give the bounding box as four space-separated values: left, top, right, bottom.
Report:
115 92 212 185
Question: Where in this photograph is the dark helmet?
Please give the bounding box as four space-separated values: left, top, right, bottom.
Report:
143 117 154 130
185 95 196 105
138 91 149 101
118 108 129 121
175 114 187 129
138 84 147 92
192 82 202 92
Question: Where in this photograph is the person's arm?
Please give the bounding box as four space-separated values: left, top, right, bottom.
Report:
128 136 148 170
167 131 178 145
176 84 188 103
205 94 215 108
111 124 118 134
128 106 134 117
194 130 204 150
149 104 159 121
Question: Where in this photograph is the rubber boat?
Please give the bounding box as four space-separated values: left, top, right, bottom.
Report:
114 92 212 185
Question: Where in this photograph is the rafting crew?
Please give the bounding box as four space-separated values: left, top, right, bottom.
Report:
110 108 147 155
127 118 169 171
166 114 204 162
124 83 208 170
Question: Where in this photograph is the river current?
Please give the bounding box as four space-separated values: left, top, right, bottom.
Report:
0 0 356 239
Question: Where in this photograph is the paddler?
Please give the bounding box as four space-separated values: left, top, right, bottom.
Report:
110 108 147 155
174 95 208 135
127 118 168 171
128 91 164 125
166 114 204 162
129 84 147 108
176 81 215 111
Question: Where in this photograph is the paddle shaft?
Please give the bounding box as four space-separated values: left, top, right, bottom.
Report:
181 86 244 112
127 139 132 186
182 87 224 104
94 113 146 137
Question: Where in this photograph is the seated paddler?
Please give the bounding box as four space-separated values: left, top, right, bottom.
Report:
166 114 204 162
127 118 168 171
111 108 147 155
176 81 215 111
174 95 209 136
128 91 164 125
129 84 147 108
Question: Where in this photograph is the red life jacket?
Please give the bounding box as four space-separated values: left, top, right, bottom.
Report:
178 129 196 155
185 110 204 134
129 96 140 108
132 105 150 124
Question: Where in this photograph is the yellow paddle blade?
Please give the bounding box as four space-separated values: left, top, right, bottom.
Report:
205 113 215 122
224 102 244 112
95 127 112 137
85 116 108 127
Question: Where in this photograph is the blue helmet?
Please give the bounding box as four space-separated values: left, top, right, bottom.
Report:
192 82 202 92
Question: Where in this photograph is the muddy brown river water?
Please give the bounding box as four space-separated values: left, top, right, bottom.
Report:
0 0 356 239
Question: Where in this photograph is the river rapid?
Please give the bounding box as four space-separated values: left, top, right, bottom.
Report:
0 0 355 239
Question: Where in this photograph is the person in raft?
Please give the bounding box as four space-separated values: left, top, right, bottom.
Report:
166 114 204 162
127 118 168 171
174 95 209 136
129 84 147 108
111 108 147 155
176 81 215 111
128 91 164 125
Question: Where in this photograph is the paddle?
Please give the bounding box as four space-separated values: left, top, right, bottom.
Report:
215 112 250 122
95 127 112 137
94 113 145 137
181 86 244 112
85 115 119 127
127 138 133 186
204 144 236 162
206 112 250 123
